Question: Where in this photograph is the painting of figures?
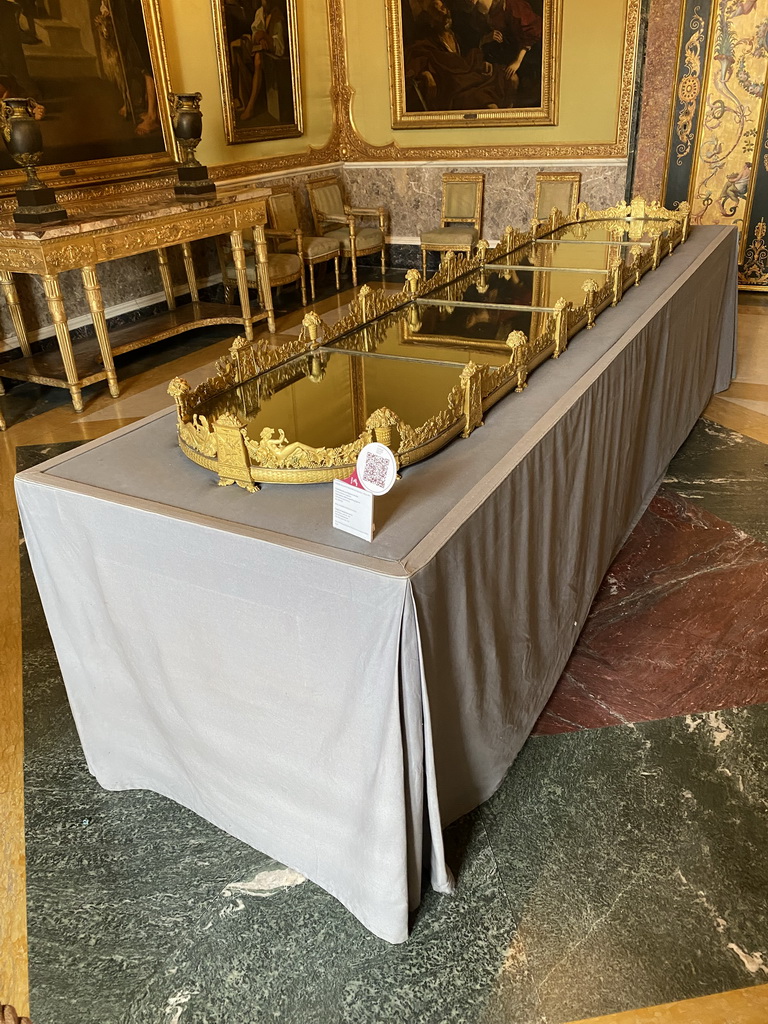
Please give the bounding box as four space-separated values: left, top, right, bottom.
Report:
386 0 560 128
211 0 302 144
0 0 173 182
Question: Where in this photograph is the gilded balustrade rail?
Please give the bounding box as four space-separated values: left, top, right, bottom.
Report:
167 199 691 490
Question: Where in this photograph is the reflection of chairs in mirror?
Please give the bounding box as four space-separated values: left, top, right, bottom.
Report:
420 173 484 278
533 171 581 225
216 228 306 329
267 189 341 302
306 176 388 286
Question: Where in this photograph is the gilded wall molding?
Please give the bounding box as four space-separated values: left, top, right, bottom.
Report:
326 0 640 163
206 0 641 182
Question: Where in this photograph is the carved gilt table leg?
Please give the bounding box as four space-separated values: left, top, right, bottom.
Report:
180 242 199 304
0 270 32 357
229 229 254 340
41 272 83 412
252 224 275 332
81 264 119 398
156 247 176 310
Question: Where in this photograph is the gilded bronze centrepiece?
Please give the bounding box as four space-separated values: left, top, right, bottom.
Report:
168 198 691 491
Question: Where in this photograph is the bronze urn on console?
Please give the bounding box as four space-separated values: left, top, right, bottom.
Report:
0 98 68 225
169 92 216 199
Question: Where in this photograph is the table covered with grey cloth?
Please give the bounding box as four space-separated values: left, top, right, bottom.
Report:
15 225 737 943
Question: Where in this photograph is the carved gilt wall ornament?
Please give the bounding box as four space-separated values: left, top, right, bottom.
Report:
168 199 690 491
675 6 706 165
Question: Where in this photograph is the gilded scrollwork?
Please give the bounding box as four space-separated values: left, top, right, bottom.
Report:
675 7 706 165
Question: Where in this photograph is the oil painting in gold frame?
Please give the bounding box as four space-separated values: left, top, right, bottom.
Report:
385 0 560 129
211 0 303 145
0 0 176 195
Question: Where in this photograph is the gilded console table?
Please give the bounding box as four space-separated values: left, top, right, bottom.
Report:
0 184 274 416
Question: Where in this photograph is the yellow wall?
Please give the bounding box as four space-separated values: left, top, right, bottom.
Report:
157 0 335 168
345 0 630 150
156 0 630 171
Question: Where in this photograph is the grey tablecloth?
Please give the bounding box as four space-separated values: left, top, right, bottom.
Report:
15 226 737 942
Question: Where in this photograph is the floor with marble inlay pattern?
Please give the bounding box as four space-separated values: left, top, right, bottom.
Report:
2 281 768 1024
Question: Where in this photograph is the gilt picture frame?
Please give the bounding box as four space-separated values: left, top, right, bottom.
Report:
386 0 560 129
0 0 176 196
211 0 303 145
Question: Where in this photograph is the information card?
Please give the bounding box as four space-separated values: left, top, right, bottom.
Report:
332 474 374 542
332 443 398 543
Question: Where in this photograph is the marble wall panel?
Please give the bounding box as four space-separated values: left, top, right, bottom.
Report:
342 162 628 241
0 161 628 355
632 0 683 201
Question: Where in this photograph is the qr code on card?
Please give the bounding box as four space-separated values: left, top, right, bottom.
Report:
361 450 389 490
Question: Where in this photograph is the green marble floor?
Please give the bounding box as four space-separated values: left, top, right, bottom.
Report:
16 415 768 1024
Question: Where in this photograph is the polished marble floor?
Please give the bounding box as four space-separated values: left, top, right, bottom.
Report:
1 276 768 1024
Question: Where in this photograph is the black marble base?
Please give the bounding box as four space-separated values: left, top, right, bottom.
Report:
174 164 216 198
12 185 68 224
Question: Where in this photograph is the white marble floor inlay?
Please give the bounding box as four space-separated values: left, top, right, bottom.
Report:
222 867 307 899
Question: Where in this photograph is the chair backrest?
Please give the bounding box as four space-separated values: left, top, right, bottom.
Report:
534 172 581 221
268 190 300 232
307 177 346 234
441 174 484 230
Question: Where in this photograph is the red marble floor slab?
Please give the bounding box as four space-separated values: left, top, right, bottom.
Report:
533 489 768 734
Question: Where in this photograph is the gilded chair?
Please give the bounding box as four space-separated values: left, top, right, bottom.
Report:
217 229 306 330
534 171 581 222
267 189 341 302
420 173 484 278
306 176 388 286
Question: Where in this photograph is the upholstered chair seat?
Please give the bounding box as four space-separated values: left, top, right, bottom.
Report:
419 226 478 247
324 225 385 252
420 174 485 278
277 235 340 259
